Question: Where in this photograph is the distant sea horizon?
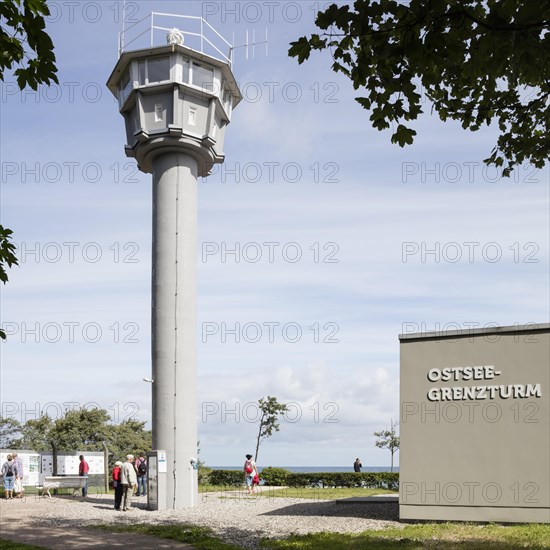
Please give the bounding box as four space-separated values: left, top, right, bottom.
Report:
211 466 399 473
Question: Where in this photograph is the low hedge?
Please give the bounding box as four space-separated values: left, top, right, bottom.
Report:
203 469 398 489
259 467 291 486
285 472 399 490
207 469 244 486
197 466 212 485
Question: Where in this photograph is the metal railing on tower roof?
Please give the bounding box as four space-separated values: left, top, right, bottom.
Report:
119 12 233 67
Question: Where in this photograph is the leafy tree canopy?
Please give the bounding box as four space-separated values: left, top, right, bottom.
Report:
289 0 550 175
10 408 151 467
17 415 54 451
0 226 19 339
105 418 152 467
0 416 22 448
49 408 111 451
1 1 59 337
0 0 58 90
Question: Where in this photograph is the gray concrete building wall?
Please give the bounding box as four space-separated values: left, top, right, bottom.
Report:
141 92 174 131
399 324 550 523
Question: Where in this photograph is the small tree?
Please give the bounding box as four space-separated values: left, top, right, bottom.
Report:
254 396 288 463
374 419 400 473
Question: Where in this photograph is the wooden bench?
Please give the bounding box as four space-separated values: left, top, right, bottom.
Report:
41 476 88 498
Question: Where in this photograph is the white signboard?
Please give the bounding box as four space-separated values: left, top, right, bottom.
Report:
0 451 41 486
157 450 167 473
40 452 104 482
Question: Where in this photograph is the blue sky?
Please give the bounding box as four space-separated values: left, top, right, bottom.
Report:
1 1 548 468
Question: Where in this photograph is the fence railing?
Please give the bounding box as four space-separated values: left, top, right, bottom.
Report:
119 12 233 67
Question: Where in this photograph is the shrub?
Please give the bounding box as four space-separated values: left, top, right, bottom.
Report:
259 467 291 486
208 469 243 486
197 466 212 485
204 470 399 490
285 472 399 489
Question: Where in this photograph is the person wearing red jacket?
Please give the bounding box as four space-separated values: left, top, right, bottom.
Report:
79 455 90 497
112 461 123 510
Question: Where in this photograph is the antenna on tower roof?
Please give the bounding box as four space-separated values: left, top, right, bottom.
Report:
230 27 268 64
119 0 127 53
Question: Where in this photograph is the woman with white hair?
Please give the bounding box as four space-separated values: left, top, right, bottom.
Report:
112 460 124 510
12 453 24 498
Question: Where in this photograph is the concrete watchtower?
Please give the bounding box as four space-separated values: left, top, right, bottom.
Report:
107 14 241 509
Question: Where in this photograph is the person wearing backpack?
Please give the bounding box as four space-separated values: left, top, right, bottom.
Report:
134 452 147 496
243 454 258 495
1 454 18 499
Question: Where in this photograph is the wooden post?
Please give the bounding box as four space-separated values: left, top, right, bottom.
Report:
102 442 109 494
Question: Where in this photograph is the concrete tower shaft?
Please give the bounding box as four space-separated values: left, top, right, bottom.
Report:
151 152 198 508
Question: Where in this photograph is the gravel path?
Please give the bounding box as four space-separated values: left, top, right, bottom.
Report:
0 490 402 549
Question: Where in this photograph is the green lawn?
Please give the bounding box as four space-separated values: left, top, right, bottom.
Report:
95 521 550 550
199 484 244 493
97 524 242 550
257 487 398 499
0 541 49 550
199 486 398 499
260 523 550 549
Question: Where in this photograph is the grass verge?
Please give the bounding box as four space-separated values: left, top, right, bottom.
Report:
260 522 550 549
97 523 243 550
96 521 550 550
199 486 398 499
0 540 49 550
257 487 398 499
199 484 244 493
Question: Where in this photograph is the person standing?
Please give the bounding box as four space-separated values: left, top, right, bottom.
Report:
1 454 18 499
112 461 124 510
79 455 90 498
12 453 24 498
243 454 258 495
134 452 147 496
121 454 137 511
354 458 362 472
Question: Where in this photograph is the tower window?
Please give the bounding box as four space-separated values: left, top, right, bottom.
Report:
138 56 170 85
119 68 132 104
192 62 213 89
188 107 196 126
154 103 164 122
